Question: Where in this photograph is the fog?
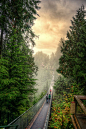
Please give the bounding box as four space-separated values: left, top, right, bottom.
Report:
34 38 63 96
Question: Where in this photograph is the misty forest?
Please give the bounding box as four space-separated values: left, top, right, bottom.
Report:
0 0 86 128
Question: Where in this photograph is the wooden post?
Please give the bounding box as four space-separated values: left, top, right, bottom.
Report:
74 97 77 114
74 95 86 114
70 102 75 114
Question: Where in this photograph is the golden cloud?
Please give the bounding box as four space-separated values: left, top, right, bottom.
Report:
33 0 86 55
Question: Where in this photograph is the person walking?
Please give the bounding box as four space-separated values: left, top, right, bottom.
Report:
46 94 48 103
50 89 51 94
49 94 51 102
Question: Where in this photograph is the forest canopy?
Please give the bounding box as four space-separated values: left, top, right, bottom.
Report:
0 0 41 125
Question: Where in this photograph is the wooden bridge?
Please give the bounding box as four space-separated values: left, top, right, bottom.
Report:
71 95 86 129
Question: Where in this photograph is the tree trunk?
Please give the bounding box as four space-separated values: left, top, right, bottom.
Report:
0 29 3 58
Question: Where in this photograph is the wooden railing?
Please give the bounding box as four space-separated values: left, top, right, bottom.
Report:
70 95 86 129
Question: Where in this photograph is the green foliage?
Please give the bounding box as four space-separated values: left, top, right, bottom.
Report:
0 0 41 125
57 5 86 94
48 76 75 128
48 94 74 129
54 76 75 96
0 35 37 124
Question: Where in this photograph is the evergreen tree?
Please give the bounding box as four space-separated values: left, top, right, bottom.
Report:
57 5 86 94
0 0 41 125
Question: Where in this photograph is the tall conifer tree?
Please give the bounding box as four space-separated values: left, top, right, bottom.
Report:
0 0 41 125
57 5 86 94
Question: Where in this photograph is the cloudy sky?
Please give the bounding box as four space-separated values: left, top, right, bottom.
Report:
32 0 86 55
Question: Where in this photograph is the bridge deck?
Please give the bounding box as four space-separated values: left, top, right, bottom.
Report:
26 76 54 129
27 101 50 129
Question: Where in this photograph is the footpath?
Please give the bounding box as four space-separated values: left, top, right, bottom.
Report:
27 75 54 129
29 102 50 129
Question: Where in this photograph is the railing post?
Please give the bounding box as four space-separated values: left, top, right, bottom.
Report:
74 97 77 114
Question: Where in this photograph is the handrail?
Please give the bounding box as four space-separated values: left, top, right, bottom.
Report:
71 95 86 129
75 95 86 100
8 94 46 125
7 94 46 129
71 115 77 129
74 95 86 114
